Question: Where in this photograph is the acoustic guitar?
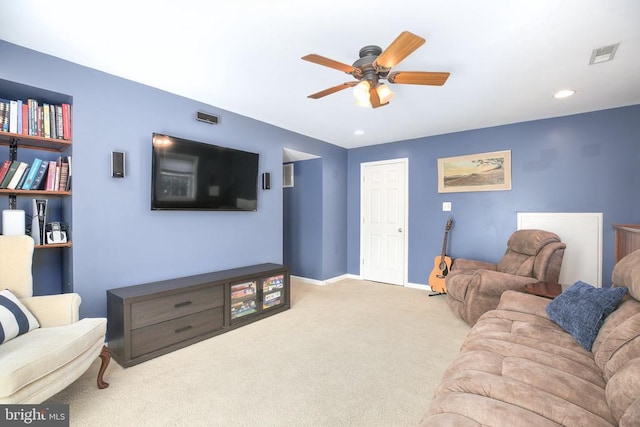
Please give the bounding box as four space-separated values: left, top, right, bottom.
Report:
429 217 453 294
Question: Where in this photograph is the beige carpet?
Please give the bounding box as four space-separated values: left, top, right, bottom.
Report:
47 278 470 426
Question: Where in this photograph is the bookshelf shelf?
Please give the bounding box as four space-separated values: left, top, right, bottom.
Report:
0 130 72 152
36 242 72 249
0 189 71 196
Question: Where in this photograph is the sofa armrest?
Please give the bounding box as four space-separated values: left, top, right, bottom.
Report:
472 269 538 296
451 258 497 272
497 290 550 318
20 294 81 327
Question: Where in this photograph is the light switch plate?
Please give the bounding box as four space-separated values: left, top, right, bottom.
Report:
443 202 452 211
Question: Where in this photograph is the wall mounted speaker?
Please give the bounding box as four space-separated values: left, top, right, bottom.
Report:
196 111 220 125
111 151 126 178
262 172 271 190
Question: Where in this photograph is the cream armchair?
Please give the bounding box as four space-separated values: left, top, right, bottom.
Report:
0 235 109 403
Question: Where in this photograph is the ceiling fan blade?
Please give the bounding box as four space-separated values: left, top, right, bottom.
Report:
368 87 389 109
307 81 358 99
369 87 381 108
302 54 357 74
374 31 426 70
387 71 450 86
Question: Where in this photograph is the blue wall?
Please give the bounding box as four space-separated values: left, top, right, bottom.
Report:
283 154 348 281
283 159 323 278
347 105 640 287
0 41 348 317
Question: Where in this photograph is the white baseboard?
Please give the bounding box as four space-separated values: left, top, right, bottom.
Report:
406 282 432 291
292 275 435 292
291 274 357 286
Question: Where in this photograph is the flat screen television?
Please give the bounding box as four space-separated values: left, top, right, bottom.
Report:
151 133 259 211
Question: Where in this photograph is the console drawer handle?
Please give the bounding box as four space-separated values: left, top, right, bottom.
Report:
174 301 192 308
174 325 193 334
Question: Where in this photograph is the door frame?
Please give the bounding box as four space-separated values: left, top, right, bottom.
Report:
359 158 409 286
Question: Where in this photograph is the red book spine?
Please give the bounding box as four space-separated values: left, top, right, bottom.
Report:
0 159 12 183
45 160 57 191
62 103 71 140
21 103 29 135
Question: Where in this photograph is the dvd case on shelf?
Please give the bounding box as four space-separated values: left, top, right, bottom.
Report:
231 300 257 319
263 274 284 292
231 281 256 300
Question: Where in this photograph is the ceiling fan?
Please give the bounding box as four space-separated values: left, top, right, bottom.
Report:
302 31 450 108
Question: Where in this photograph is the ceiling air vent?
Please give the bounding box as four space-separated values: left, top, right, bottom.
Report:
589 43 619 65
196 111 220 125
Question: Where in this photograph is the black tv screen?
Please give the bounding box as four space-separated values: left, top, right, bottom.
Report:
151 133 259 211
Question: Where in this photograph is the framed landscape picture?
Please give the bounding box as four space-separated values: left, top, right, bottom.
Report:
438 150 511 193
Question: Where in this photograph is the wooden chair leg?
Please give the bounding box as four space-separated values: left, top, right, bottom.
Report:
97 345 110 389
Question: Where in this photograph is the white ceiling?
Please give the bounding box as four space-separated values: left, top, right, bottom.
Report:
1 1 639 149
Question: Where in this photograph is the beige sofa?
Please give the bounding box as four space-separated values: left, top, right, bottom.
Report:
0 235 109 403
421 248 640 426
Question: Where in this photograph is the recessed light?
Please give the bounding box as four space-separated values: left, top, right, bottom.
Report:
354 129 365 136
554 89 576 99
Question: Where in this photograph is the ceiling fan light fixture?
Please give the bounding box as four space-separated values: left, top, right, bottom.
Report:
377 83 394 104
355 98 372 108
353 81 371 104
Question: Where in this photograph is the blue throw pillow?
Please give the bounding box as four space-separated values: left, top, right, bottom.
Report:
0 289 40 345
546 281 627 351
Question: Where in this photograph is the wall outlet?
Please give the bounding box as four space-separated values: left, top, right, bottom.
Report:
442 202 452 211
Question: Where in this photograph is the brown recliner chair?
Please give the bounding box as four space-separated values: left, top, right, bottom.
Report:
445 229 566 326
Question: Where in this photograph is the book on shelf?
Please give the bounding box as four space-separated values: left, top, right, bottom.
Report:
0 97 71 140
0 159 12 184
21 103 28 135
62 103 71 140
49 104 57 139
6 161 28 190
53 157 61 191
37 106 42 137
44 160 57 191
27 99 37 136
0 99 9 132
9 100 18 134
55 105 63 139
16 100 23 135
65 155 72 191
15 165 30 189
0 160 20 188
30 160 49 190
21 158 43 190
42 103 51 138
58 160 69 192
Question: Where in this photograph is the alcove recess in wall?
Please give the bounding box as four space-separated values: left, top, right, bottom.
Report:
282 147 321 188
283 164 294 188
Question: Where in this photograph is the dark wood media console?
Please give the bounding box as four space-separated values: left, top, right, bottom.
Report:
107 263 290 367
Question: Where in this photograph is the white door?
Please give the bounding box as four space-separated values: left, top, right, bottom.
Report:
360 159 408 286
